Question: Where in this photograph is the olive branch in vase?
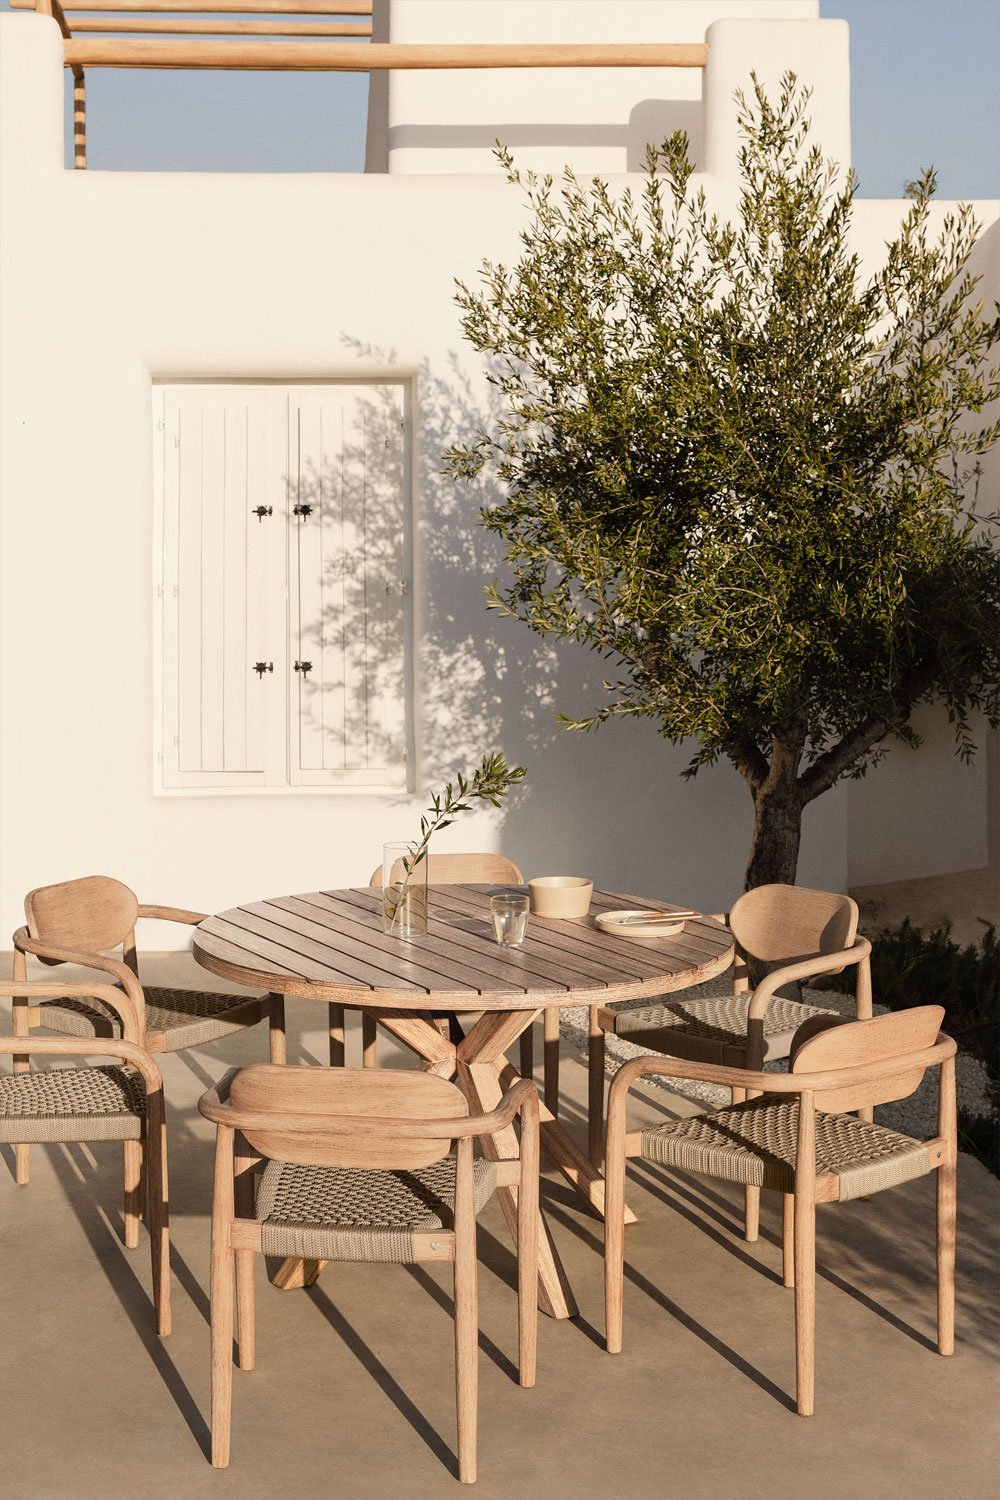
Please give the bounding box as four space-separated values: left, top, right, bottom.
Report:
383 753 526 935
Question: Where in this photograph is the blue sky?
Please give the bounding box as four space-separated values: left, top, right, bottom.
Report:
820 0 1000 198
2 0 997 194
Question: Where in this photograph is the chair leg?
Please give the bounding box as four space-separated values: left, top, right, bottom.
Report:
454 1139 478 1485
604 1097 627 1354
362 1012 378 1069
730 1086 760 1242
782 1193 795 1287
543 1006 560 1116
13 1143 29 1186
12 994 30 1185
267 994 287 1065
517 1102 539 1389
328 1003 345 1067
144 1087 171 1336
793 1187 816 1416
123 1139 143 1249
211 1133 235 1468
234 1136 257 1371
937 1159 956 1356
588 1014 606 1168
744 1185 760 1244
235 1254 256 1371
519 1023 534 1080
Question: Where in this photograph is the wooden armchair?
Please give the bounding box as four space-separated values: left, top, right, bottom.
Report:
589 884 872 1239
199 1065 539 1484
604 1006 957 1415
0 978 170 1335
11 874 285 1184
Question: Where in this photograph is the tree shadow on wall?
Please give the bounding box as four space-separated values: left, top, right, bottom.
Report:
285 339 755 906
286 340 617 877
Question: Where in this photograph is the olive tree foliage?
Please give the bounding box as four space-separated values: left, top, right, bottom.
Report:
444 75 1000 890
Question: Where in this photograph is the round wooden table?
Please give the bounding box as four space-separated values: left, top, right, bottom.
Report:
194 884 733 1319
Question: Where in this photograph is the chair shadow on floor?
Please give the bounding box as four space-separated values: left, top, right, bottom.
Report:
405 1263 520 1383
539 1193 798 1413
43 1142 212 1457
306 1281 458 1477
634 1158 938 1353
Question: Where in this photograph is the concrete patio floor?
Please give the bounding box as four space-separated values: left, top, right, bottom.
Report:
2 954 998 1500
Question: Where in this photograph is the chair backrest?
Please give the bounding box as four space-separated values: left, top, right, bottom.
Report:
228 1064 469 1170
368 852 524 888
790 1005 946 1112
729 883 858 968
25 875 139 960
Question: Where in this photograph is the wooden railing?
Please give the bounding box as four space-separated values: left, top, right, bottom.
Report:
11 1 708 170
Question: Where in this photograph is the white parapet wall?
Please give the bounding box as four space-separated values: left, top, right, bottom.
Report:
0 8 994 946
703 15 849 179
374 0 822 175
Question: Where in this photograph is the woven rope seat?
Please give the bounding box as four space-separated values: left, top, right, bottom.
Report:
640 1098 932 1201
37 987 263 1050
0 1064 146 1144
612 993 841 1064
255 1156 499 1263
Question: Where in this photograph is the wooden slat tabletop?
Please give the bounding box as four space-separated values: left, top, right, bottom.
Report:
193 886 734 1011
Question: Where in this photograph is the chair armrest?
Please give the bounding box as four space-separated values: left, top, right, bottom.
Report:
197 1067 242 1122
463 1079 539 1138
746 937 872 1020
198 1077 541 1141
13 927 146 1016
0 1032 164 1090
1 973 143 1043
607 1033 956 1110
137 904 208 926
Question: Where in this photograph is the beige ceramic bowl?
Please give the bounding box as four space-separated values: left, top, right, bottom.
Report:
528 876 594 918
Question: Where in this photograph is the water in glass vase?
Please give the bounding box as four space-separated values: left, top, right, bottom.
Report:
382 841 428 936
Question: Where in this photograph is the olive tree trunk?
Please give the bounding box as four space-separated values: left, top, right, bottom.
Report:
741 727 806 891
744 781 803 890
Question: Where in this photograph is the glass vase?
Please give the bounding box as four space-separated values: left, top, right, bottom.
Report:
382 841 428 937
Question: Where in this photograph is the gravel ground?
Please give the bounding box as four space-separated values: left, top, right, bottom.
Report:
562 976 995 1140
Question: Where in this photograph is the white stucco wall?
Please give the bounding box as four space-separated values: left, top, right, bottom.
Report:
0 9 994 948
376 0 820 175
843 206 999 886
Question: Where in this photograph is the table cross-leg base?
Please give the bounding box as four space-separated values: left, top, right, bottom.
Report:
457 1057 577 1320
493 1060 638 1227
381 1005 582 1320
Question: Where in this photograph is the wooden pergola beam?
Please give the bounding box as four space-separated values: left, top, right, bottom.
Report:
61 39 710 70
12 0 374 12
73 67 87 168
67 18 373 35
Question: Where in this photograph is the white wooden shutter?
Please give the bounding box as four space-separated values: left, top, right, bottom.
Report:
288 385 407 788
155 381 408 793
157 385 285 789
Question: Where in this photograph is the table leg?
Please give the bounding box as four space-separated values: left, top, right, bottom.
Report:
455 1011 635 1223
271 1256 326 1290
458 1060 578 1321
495 1061 638 1226
384 1006 580 1320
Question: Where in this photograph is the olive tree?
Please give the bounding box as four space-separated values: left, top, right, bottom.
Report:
445 76 1000 890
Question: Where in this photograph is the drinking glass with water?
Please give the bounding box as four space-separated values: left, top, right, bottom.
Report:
490 893 529 946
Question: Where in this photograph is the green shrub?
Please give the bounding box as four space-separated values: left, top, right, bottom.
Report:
826 918 999 1174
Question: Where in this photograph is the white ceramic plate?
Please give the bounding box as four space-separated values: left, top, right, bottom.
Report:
595 910 687 939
